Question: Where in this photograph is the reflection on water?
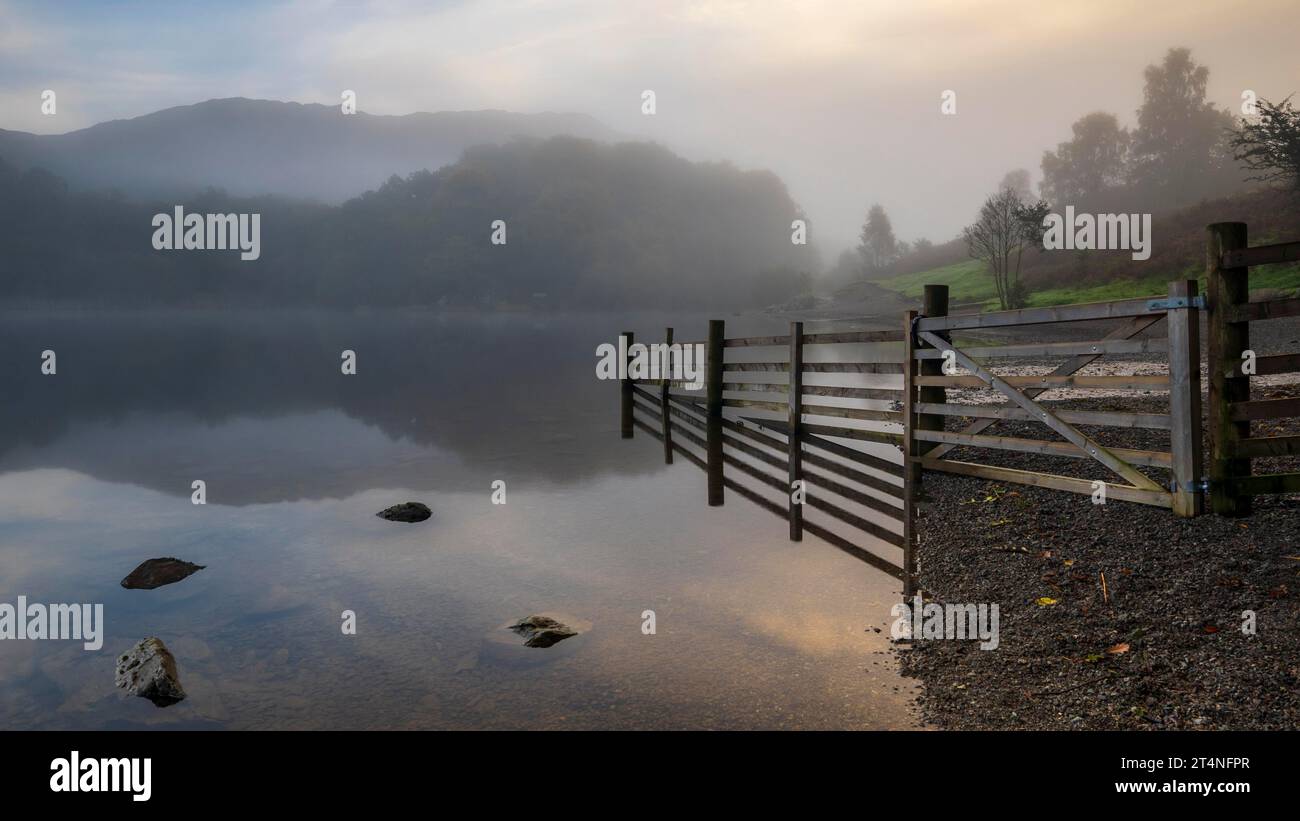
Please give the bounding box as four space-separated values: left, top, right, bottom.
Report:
0 310 917 729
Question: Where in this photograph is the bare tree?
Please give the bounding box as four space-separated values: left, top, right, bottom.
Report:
962 189 1050 310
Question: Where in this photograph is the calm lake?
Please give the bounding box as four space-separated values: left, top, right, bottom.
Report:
0 310 916 729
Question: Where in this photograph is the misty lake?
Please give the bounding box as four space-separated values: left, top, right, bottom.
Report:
0 310 916 730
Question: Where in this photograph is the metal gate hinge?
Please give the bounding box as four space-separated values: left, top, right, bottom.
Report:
1146 295 1205 311
1169 477 1210 493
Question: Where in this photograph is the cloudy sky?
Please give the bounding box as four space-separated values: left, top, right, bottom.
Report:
2 0 1298 253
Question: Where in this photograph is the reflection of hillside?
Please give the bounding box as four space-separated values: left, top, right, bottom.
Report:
0 312 698 503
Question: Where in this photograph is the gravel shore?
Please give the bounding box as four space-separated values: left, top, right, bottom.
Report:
894 345 1300 730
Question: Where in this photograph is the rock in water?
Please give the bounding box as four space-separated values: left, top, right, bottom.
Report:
509 615 578 648
376 502 432 523
115 637 186 707
120 558 206 590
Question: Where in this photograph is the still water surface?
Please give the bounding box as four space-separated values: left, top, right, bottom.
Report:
0 310 917 729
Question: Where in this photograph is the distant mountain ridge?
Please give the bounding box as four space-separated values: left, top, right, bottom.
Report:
0 97 618 202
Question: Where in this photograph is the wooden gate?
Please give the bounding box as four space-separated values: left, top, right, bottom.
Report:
904 282 1203 516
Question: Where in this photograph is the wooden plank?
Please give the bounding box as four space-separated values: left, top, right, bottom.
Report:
804 493 904 549
913 337 1168 360
918 330 1165 491
800 421 903 446
1166 279 1205 517
1230 296 1300 323
1222 240 1300 268
723 330 905 347
1225 352 1300 377
620 331 634 438
724 335 790 348
721 382 902 400
1232 435 1300 458
920 458 1173 508
1230 472 1300 495
660 327 674 464
916 296 1161 332
706 320 725 506
799 429 906 478
913 429 1172 468
924 313 1164 461
788 321 804 541
901 309 919 598
1206 222 1253 516
917 286 949 490
915 374 1170 390
724 362 904 374
1230 397 1300 421
801 330 904 344
914 402 1172 430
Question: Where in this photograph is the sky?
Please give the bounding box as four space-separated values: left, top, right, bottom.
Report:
2 0 1298 255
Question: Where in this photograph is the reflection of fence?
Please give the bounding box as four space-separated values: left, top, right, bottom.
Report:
1205 222 1300 515
620 321 917 594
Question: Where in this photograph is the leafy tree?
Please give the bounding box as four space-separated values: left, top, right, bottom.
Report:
1129 47 1236 204
1039 112 1130 206
856 203 898 277
962 189 1050 310
1231 95 1300 191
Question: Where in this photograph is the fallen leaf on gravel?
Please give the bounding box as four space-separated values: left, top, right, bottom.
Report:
1085 653 1104 663
1038 550 1052 559
1036 597 1058 606
1268 584 1289 599
1063 559 1075 566
1106 643 1130 655
1202 624 1219 634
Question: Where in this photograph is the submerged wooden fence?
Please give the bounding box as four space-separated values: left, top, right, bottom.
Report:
618 221 1300 591
621 321 918 594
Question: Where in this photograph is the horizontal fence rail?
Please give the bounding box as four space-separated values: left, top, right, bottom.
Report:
621 320 915 593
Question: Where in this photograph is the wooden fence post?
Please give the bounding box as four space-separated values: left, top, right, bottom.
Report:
620 330 634 439
661 327 674 463
902 309 918 598
706 319 725 506
1206 222 1252 516
788 321 804 540
1167 279 1204 517
916 285 949 489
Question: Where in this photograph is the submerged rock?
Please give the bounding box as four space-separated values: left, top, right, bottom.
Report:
115 637 186 707
509 615 579 648
120 558 205 590
376 501 432 523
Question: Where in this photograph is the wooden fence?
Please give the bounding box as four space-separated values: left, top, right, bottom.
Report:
1205 221 1300 514
620 321 918 594
618 221 1300 592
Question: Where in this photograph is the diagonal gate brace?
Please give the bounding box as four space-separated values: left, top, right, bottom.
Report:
916 330 1164 492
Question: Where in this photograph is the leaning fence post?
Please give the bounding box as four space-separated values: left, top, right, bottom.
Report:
660 327 674 463
706 319 725 506
902 309 918 598
1166 279 1204 517
1206 222 1251 516
787 321 804 540
620 331 634 439
916 285 949 487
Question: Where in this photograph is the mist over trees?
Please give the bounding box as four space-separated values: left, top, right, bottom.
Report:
1231 96 1300 191
0 137 813 309
1039 47 1242 214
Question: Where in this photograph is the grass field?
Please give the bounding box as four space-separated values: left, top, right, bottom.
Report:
875 259 1300 310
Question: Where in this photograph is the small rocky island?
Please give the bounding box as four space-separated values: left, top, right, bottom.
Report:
120 557 206 590
376 501 432 523
509 615 579 648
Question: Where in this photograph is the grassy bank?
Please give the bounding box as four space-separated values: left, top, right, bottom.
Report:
876 258 1300 311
